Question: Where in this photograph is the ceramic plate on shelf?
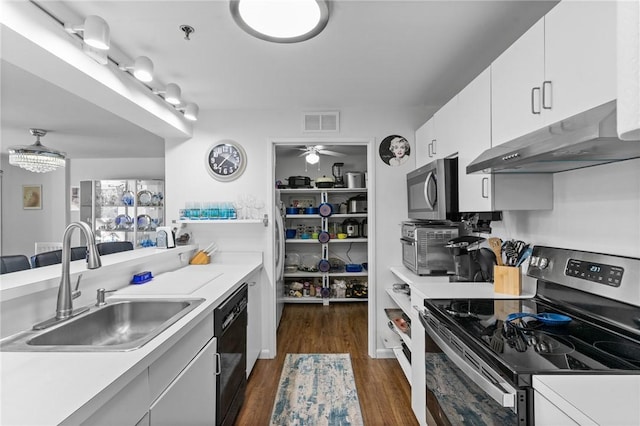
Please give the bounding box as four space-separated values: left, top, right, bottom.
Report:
137 214 152 231
115 214 132 229
137 190 153 206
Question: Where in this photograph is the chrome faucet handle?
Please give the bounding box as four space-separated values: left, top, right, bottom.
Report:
95 288 117 306
71 274 83 300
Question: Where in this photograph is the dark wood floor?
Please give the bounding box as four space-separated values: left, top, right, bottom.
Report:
235 302 418 425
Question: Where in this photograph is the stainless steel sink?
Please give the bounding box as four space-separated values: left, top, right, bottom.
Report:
0 298 204 352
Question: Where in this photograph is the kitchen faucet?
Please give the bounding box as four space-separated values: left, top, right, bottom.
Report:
33 221 102 330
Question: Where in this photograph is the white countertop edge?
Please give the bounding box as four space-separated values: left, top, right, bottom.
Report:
533 375 640 425
390 266 536 299
1 253 263 426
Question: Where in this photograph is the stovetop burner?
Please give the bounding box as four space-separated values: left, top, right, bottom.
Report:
426 296 640 378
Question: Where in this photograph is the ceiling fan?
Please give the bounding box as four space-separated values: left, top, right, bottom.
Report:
298 145 345 165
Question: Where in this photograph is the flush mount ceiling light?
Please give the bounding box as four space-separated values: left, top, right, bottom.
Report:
64 15 110 50
118 56 154 82
230 0 329 43
153 83 182 105
177 103 199 121
8 129 66 173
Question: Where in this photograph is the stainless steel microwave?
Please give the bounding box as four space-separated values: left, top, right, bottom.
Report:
406 158 458 220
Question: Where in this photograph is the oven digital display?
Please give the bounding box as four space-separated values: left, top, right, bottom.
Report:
566 259 623 287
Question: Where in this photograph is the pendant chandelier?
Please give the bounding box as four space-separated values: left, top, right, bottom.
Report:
8 129 66 173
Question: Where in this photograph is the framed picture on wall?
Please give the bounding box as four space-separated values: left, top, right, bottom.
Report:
23 185 42 210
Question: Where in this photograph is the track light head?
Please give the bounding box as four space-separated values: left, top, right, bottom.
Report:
119 56 154 82
65 15 110 50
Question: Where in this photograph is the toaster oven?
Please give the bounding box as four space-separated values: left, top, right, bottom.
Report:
401 221 458 276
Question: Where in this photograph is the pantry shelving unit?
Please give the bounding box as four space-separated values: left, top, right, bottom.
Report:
280 187 368 305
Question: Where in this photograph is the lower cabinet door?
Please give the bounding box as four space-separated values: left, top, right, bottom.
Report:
150 337 217 425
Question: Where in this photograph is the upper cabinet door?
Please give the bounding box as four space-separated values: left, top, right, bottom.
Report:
543 0 616 123
415 117 435 168
457 68 492 212
433 95 460 159
491 18 545 147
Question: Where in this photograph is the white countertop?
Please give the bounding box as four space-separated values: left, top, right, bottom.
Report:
390 266 536 299
533 375 640 425
0 252 262 426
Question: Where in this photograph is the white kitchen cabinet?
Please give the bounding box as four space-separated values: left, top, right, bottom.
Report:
415 96 459 167
247 272 261 376
542 0 616 124
415 118 434 168
534 390 579 426
457 67 553 212
491 17 545 146
457 67 493 212
149 337 217 425
492 1 616 147
409 287 427 426
82 370 150 425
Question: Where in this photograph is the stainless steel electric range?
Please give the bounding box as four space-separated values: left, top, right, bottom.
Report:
418 245 640 425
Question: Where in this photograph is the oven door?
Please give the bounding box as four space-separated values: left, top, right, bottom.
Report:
401 237 418 273
419 310 528 425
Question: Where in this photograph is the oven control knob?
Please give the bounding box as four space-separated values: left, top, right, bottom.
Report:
538 257 549 269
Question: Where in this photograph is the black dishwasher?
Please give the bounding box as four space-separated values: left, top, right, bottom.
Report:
214 283 248 426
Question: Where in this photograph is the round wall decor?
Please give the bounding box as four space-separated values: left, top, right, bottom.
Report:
205 140 247 181
379 135 410 167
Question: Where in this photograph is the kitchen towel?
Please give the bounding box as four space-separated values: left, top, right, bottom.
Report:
270 353 364 426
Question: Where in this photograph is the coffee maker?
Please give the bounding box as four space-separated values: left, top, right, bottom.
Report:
332 162 345 188
446 236 489 282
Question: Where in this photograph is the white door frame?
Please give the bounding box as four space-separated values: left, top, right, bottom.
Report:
265 137 377 358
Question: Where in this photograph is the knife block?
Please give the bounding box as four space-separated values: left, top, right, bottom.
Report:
189 250 210 265
493 265 522 295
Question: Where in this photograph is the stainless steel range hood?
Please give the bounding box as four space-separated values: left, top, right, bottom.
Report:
467 101 640 174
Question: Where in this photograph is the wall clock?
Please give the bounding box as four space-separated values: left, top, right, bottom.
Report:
205 140 247 181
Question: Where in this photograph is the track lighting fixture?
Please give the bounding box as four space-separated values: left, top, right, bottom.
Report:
118 56 154 82
177 103 199 121
64 15 110 50
153 83 182 105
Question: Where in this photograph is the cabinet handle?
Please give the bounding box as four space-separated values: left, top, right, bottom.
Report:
482 177 489 199
215 353 221 376
427 141 433 158
432 139 437 156
542 81 552 110
531 87 541 114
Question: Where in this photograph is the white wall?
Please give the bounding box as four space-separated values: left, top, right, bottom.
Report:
165 105 431 357
0 155 164 256
490 158 640 258
1 154 66 256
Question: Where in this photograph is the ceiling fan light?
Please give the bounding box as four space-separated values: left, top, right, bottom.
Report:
164 83 182 105
8 129 66 173
66 15 110 50
306 151 320 164
231 0 329 43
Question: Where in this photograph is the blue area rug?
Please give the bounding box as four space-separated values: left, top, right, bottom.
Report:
270 353 364 426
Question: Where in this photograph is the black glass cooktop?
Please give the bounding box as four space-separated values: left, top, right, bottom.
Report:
425 298 640 377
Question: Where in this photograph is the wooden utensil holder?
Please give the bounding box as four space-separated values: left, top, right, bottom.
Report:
189 250 210 265
493 265 522 295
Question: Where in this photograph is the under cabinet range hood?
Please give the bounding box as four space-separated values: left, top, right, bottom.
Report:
467 101 640 174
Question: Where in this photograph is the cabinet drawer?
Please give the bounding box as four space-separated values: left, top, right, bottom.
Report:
149 312 214 402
